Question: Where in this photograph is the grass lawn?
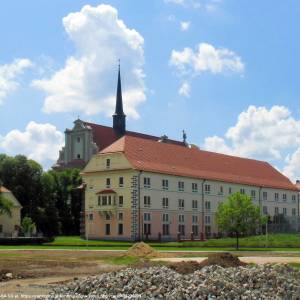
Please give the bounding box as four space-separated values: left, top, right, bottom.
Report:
1 234 300 251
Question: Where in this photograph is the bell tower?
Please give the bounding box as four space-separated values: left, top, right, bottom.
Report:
113 63 126 135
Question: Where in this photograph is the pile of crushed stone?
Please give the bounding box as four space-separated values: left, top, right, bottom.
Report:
43 264 300 299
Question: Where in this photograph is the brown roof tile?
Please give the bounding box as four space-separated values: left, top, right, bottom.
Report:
83 122 185 151
100 135 298 191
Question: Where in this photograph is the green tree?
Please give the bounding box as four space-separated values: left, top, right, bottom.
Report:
21 216 36 236
0 180 13 217
216 192 264 249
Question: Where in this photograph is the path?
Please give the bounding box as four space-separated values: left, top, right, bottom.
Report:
152 256 300 264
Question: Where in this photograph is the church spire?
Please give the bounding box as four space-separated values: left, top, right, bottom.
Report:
113 61 126 135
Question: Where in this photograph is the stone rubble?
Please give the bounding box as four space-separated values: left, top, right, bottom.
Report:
42 264 300 299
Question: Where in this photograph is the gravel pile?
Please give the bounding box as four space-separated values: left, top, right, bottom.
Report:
43 264 300 299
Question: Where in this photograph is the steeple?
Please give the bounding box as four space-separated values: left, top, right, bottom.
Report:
113 61 126 135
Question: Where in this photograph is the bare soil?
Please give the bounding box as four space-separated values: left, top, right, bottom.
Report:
168 252 246 274
0 250 124 299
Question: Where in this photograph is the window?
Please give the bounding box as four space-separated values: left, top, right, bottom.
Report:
144 196 151 208
118 223 123 235
89 214 93 220
144 177 151 188
118 196 123 207
77 137 80 143
219 186 223 195
292 208 296 216
98 196 101 206
205 201 211 210
192 200 198 210
119 177 124 187
192 183 198 192
102 196 107 205
283 194 287 201
162 197 169 209
162 213 169 222
178 181 184 192
283 207 287 216
263 192 267 201
106 178 111 188
204 184 211 194
162 224 170 235
251 190 256 198
240 188 245 194
292 195 296 203
144 223 151 235
205 215 211 224
192 225 199 236
118 212 123 221
178 224 185 236
228 187 232 194
77 154 81 159
105 224 110 235
263 206 268 215
162 179 169 190
275 207 279 215
0 225 2 233
178 199 185 210
107 195 112 206
275 193 279 201
106 159 110 169
192 215 198 223
178 214 185 223
105 213 111 220
205 226 211 237
144 213 151 221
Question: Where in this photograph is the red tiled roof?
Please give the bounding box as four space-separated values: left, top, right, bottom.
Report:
83 122 185 151
96 189 117 194
0 186 10 193
100 135 298 191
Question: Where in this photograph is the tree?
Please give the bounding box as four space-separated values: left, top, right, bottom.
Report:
216 192 264 249
21 216 36 236
0 181 13 217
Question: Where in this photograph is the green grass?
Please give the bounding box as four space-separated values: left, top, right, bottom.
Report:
101 255 140 265
1 234 300 251
289 263 300 270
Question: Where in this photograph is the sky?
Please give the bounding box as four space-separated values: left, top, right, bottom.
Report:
1 0 300 181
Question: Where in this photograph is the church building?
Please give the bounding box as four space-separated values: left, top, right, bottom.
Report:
53 66 184 170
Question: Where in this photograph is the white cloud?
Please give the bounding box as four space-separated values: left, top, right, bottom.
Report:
32 4 145 119
165 0 185 5
0 58 33 104
0 121 63 168
203 105 300 182
180 21 191 31
178 81 191 97
164 0 222 11
170 43 244 75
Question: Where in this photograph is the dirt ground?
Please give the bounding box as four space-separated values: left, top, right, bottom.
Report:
0 250 124 299
153 256 300 264
1 249 300 299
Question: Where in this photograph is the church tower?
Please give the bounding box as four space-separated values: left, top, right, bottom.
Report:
113 64 126 135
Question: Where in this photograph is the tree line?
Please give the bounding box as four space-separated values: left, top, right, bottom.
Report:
0 154 82 237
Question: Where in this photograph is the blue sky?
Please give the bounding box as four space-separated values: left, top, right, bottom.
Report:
1 0 300 181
